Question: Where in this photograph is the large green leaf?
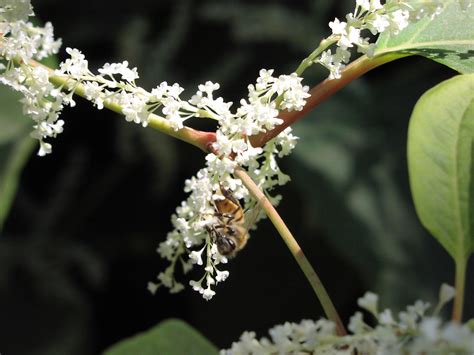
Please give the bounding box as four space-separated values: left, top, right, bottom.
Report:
0 86 36 233
103 319 219 355
408 74 474 261
376 1 474 73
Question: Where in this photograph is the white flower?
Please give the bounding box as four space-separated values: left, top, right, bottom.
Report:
378 309 395 325
223 306 474 353
83 81 104 109
118 91 150 126
370 13 390 34
329 18 347 35
357 291 379 316
189 279 204 293
150 81 170 101
0 0 33 23
357 0 371 12
215 269 229 282
202 287 216 301
348 312 367 334
388 9 410 35
198 81 219 97
37 140 52 156
338 26 361 48
189 246 205 265
57 47 89 78
257 68 274 86
439 283 456 305
420 317 441 341
98 61 138 82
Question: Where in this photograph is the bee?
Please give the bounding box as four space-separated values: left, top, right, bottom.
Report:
207 184 251 258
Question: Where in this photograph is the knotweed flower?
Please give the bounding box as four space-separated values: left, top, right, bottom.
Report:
0 0 459 300
222 287 474 354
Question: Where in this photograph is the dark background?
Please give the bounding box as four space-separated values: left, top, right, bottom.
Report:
1 0 472 354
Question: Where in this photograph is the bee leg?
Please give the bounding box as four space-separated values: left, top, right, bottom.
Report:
214 212 236 223
219 184 242 207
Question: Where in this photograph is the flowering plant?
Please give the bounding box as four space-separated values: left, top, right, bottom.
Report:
0 0 473 353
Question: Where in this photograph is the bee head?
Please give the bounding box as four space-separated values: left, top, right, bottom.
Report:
216 236 236 256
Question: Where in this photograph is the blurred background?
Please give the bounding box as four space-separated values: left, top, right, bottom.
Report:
0 0 472 354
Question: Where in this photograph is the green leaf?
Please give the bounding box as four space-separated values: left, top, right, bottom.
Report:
0 86 36 233
103 319 219 355
376 1 474 73
407 74 474 261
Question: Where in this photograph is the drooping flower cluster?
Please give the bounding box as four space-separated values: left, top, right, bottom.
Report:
222 285 474 354
148 70 304 300
0 17 63 155
0 0 32 25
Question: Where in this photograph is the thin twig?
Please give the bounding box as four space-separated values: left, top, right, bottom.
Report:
250 52 410 148
234 166 347 336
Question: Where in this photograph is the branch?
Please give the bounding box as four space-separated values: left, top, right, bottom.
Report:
250 52 410 148
25 59 216 152
24 51 407 154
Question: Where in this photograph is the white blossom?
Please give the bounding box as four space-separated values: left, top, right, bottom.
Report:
357 291 379 316
189 246 205 265
222 291 474 354
148 67 310 299
0 0 33 23
316 0 449 79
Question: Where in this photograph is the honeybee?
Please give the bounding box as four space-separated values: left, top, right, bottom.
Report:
207 184 252 257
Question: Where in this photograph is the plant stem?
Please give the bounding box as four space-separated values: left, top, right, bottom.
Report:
20 51 409 153
295 37 337 76
452 256 467 322
250 52 410 148
24 59 216 152
234 167 347 336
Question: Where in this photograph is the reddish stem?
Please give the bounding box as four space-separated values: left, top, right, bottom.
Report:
250 53 407 147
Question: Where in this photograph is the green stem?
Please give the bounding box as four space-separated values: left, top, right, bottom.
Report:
234 167 347 336
273 38 337 109
23 59 216 152
295 37 338 76
452 256 467 322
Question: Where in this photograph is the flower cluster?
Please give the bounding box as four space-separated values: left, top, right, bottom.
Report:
0 0 32 25
0 0 306 300
222 285 474 354
317 0 447 79
148 70 304 300
0 17 63 155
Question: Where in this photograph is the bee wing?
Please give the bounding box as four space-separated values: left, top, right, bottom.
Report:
244 203 263 235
